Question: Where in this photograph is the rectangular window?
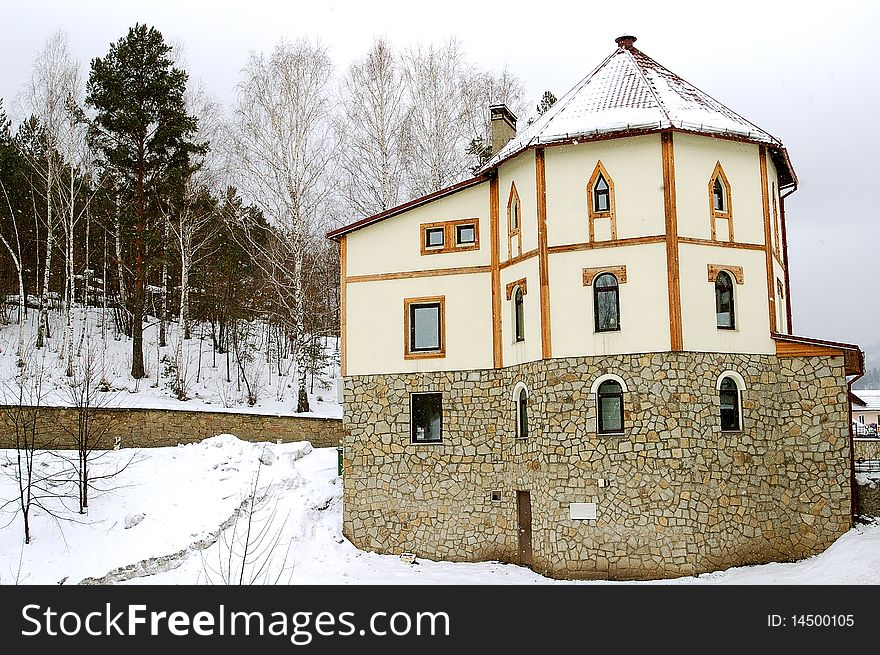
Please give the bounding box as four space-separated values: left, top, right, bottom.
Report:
455 223 475 245
599 395 623 433
424 227 445 248
404 296 445 359
411 392 442 443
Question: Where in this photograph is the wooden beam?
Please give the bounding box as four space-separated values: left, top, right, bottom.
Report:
339 236 346 377
548 235 665 254
490 175 503 368
678 237 764 252
780 194 794 333
661 132 683 352
759 146 777 334
346 265 491 284
536 148 552 359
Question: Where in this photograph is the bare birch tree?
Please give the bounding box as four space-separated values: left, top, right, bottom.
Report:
230 38 336 413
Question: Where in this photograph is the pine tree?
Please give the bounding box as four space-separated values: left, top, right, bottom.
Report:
537 91 557 116
85 24 203 379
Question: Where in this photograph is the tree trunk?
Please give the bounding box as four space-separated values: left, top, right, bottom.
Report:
36 163 53 349
130 147 146 379
159 214 168 347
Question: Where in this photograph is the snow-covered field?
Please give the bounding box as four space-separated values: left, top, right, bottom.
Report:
1 435 878 585
0 308 341 418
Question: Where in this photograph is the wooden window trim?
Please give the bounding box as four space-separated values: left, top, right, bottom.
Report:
709 162 734 242
410 392 443 444
587 161 617 242
507 182 522 259
505 277 528 300
583 265 627 286
420 219 480 256
404 296 446 360
707 264 744 285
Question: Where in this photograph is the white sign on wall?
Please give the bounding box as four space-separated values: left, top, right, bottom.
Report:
569 503 597 520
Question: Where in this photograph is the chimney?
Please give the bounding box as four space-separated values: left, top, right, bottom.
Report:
490 104 517 156
615 35 637 49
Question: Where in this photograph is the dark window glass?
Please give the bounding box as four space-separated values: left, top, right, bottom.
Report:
410 303 441 351
715 271 735 329
517 388 528 439
411 393 442 443
713 178 725 212
455 224 475 245
594 273 620 332
425 227 444 248
597 380 624 434
719 377 740 431
514 287 525 343
594 174 610 212
511 200 520 230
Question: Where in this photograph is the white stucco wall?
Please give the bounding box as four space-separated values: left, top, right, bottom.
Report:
345 182 490 277
497 152 538 260
499 258 542 366
544 136 666 247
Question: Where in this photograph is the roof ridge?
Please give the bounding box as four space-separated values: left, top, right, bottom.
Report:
625 46 673 125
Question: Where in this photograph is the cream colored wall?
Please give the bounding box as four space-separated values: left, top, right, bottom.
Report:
345 182 490 277
544 136 665 247
674 134 765 244
549 243 671 357
678 243 774 354
345 273 493 376
497 152 538 260
499 258 542 365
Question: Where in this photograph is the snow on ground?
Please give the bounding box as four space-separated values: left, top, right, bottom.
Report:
1 435 878 585
0 307 341 418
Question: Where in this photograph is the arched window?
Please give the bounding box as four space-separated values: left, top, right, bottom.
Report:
514 286 525 343
719 376 741 431
715 271 735 329
712 177 725 212
507 183 522 258
597 380 624 434
515 386 529 439
594 273 620 332
594 174 610 212
709 162 733 241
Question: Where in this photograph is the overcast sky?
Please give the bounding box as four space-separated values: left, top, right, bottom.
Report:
1 0 878 352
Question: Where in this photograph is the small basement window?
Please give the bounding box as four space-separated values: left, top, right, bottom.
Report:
411 392 442 443
424 227 445 249
455 223 476 245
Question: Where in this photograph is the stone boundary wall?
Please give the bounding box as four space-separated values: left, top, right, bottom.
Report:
854 438 880 461
856 477 880 517
0 405 343 449
343 352 851 580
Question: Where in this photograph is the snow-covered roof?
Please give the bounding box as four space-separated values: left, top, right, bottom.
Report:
853 391 880 411
481 36 791 181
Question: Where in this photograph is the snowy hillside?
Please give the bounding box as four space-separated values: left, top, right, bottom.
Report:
1 435 878 585
0 308 341 418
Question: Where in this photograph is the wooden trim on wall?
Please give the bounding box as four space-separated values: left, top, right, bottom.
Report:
548 235 665 255
403 295 446 360
759 146 777 334
490 175 503 369
780 194 794 332
583 266 627 286
536 148 552 359
587 160 617 242
346 265 491 284
505 277 528 300
678 237 764 251
661 131 683 352
507 182 522 259
707 264 744 285
771 182 781 260
499 248 538 269
775 339 841 359
709 161 734 242
339 236 347 377
419 218 480 256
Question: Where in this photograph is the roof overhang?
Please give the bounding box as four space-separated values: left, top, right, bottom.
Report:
326 175 489 241
773 333 863 376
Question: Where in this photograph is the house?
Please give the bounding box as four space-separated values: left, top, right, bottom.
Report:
327 36 863 579
851 390 880 435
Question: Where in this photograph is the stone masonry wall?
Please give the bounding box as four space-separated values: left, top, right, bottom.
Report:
854 438 880 462
0 405 343 449
342 353 851 580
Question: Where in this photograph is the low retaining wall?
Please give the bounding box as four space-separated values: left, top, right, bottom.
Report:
856 477 880 517
854 438 880 462
0 405 343 449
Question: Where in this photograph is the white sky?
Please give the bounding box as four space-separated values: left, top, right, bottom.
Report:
1 0 878 351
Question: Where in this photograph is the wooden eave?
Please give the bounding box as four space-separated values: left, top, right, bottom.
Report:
773 333 863 376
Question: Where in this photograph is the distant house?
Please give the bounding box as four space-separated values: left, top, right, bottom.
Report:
328 36 863 579
851 390 880 434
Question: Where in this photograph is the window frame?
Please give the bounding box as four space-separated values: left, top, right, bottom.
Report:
404 296 446 359
420 219 480 255
593 272 621 333
455 222 476 246
718 376 742 432
514 385 529 439
596 379 625 435
410 392 443 444
513 286 525 343
587 161 617 242
709 161 734 242
507 182 522 258
715 270 736 330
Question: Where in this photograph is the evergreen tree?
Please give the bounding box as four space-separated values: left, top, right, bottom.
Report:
537 90 557 116
85 23 203 379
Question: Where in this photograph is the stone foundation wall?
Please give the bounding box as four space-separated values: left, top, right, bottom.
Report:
342 352 851 580
854 438 880 462
0 406 343 449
